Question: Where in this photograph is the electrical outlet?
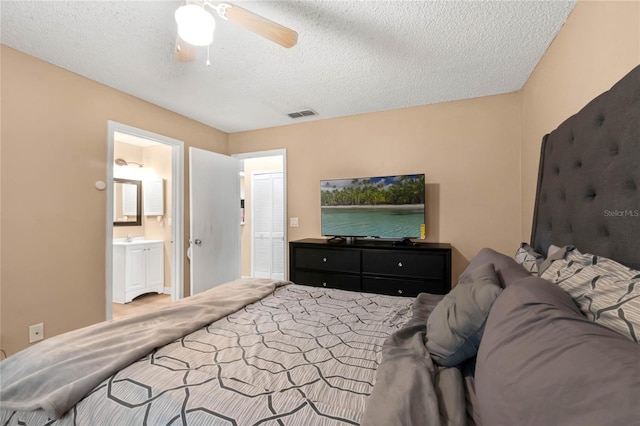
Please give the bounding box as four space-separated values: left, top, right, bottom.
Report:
29 323 44 343
290 217 299 227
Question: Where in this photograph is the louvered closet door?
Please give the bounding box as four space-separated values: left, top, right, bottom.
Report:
271 173 285 280
252 172 285 280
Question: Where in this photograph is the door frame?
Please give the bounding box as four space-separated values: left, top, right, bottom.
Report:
231 149 287 279
106 121 185 320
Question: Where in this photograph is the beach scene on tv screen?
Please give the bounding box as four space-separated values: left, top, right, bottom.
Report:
321 174 425 238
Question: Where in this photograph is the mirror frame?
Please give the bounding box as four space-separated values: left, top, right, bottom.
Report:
114 178 142 227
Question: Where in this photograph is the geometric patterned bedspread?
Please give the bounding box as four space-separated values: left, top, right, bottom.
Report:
2 284 414 425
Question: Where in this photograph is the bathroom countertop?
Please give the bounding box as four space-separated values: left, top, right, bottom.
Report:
113 238 163 246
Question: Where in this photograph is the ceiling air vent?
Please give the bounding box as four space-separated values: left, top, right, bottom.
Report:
287 109 317 119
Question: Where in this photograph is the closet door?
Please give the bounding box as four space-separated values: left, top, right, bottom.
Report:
252 174 272 279
270 173 285 280
252 172 285 279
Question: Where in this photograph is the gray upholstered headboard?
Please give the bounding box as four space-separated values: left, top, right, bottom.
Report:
531 65 640 270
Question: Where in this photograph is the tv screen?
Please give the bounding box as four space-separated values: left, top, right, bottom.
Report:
321 174 425 239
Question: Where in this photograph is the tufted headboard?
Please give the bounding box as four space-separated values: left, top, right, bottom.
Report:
531 65 640 270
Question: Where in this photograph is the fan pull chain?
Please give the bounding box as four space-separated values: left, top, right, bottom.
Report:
206 45 211 66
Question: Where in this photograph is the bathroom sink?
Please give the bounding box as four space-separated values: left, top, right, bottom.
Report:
113 238 162 245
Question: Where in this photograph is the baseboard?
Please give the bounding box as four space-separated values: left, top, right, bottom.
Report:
163 286 171 294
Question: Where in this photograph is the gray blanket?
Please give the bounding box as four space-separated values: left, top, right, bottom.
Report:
361 293 466 426
2 283 415 425
0 278 288 419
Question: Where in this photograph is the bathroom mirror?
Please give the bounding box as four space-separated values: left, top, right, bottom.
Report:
114 178 142 226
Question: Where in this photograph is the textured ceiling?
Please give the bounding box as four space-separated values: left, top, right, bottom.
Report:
1 1 576 133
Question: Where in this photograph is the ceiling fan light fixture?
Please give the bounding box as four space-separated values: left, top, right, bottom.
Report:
175 4 215 47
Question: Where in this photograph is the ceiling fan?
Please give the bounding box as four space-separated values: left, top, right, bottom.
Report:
174 1 298 63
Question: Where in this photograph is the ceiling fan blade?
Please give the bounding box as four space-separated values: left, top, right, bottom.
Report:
174 35 196 62
224 4 298 48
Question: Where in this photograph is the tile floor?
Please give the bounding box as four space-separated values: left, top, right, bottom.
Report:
112 292 171 320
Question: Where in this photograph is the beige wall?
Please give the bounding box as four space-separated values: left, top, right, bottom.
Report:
230 0 639 284
2 0 637 357
0 46 227 356
230 93 523 284
520 0 640 240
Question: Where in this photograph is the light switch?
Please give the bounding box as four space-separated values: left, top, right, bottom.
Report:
290 217 299 227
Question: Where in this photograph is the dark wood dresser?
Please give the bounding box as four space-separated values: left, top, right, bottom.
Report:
289 239 451 296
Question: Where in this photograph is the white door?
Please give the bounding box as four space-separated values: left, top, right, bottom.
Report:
252 172 285 280
271 172 285 280
189 147 241 295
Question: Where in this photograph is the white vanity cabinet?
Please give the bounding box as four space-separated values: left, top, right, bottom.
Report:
113 240 164 303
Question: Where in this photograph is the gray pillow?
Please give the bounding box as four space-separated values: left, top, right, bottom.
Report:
426 263 503 367
476 277 640 426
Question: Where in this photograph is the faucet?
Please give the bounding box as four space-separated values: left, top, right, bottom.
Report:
126 234 134 242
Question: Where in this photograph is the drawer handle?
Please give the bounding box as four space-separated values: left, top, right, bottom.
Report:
322 282 327 287
398 289 403 295
323 257 327 263
398 262 403 267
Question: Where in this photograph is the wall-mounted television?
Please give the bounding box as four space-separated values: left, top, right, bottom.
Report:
321 174 425 239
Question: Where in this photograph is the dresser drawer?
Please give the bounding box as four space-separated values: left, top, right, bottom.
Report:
362 277 446 297
294 248 360 273
362 251 445 279
295 271 361 292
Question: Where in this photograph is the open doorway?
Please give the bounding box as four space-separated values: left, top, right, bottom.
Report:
106 121 184 320
233 150 287 280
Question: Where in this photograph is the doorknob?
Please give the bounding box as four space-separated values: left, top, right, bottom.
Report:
193 239 202 246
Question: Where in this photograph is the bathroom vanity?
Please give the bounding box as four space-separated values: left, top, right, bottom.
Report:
113 239 164 303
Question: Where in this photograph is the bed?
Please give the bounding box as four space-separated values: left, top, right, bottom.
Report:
2 65 639 425
0 280 420 425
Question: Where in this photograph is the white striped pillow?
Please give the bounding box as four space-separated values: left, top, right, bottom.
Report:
541 248 640 343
